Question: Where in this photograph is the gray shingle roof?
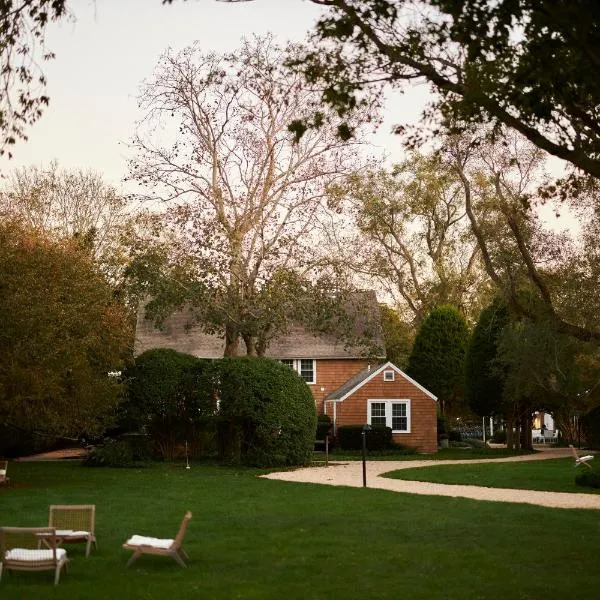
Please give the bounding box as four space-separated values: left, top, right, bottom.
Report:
325 363 385 400
134 290 386 359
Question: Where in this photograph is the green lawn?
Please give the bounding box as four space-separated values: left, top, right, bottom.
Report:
315 446 535 462
0 460 598 599
384 457 600 494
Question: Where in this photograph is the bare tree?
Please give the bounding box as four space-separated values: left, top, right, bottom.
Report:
325 153 491 324
129 35 365 356
0 161 132 275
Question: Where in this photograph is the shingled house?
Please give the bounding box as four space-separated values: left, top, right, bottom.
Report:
134 292 438 452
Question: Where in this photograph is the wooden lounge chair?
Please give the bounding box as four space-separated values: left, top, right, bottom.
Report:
569 444 594 469
0 526 68 585
48 505 97 557
0 460 8 484
123 511 192 568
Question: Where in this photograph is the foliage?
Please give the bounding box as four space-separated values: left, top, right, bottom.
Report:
128 35 365 356
0 1 68 156
0 162 133 281
464 298 510 417
293 1 600 180
82 436 152 468
215 357 317 467
406 305 470 415
336 424 393 451
379 305 413 368
491 429 507 444
575 469 600 490
326 154 490 324
0 220 131 439
124 349 216 459
583 406 600 451
316 414 332 441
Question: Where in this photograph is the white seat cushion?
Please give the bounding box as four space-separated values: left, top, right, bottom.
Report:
5 548 67 561
55 530 90 537
126 535 174 549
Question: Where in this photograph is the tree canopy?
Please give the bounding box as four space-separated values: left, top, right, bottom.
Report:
406 304 469 415
286 0 600 179
0 219 132 438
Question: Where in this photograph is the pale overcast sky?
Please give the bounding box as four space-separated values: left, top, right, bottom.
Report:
0 0 426 191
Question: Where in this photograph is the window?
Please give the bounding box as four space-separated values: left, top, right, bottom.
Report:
280 359 316 384
368 400 411 433
383 370 395 382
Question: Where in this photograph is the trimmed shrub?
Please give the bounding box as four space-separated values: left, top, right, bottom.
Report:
316 414 332 441
215 357 317 468
491 429 507 444
83 436 152 468
448 429 462 442
123 349 216 459
575 469 600 489
337 425 393 451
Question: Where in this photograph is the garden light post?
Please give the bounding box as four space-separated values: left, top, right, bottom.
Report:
362 424 371 488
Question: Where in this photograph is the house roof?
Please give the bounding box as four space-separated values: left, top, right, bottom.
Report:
134 290 386 360
325 361 438 402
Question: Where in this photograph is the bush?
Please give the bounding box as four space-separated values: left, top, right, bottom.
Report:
448 429 462 442
337 425 393 451
491 429 507 444
316 414 332 441
575 469 600 489
83 437 152 468
123 349 216 459
215 357 317 468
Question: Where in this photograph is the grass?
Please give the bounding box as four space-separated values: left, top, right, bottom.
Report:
0 459 598 599
384 457 600 494
314 446 534 462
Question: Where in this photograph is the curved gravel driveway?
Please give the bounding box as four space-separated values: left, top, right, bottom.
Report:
262 447 600 510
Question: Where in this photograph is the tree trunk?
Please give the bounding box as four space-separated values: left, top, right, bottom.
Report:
224 324 241 357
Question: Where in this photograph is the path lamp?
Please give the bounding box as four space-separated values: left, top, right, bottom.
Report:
361 424 372 488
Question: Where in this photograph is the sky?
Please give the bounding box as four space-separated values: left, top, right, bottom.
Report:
0 0 571 232
0 0 426 192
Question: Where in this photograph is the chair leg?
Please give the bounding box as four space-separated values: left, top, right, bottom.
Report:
179 548 189 560
126 550 142 567
171 550 187 568
86 538 92 557
54 564 61 585
0 561 3 582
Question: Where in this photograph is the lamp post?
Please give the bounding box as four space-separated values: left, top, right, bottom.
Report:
361 424 371 488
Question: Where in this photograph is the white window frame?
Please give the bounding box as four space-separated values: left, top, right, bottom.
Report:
281 359 316 385
367 399 411 433
383 370 395 382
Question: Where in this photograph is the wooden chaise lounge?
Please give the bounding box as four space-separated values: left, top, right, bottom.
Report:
123 511 192 567
0 527 69 585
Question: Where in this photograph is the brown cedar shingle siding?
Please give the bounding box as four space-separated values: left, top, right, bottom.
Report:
326 367 438 453
311 359 372 413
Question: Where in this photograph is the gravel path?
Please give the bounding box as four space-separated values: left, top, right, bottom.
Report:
262 447 600 510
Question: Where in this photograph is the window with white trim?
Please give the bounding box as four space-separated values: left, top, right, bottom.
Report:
280 359 316 384
383 370 395 382
368 400 411 433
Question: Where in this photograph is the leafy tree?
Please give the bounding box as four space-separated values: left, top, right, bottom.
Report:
464 298 510 418
379 304 412 369
128 36 365 356
0 219 132 438
264 0 600 179
406 305 469 416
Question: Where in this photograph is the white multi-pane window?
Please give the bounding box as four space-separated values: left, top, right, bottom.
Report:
280 359 316 384
368 400 411 432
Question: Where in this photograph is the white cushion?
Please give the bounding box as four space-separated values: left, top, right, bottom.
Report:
5 548 67 562
126 535 173 549
55 530 90 537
